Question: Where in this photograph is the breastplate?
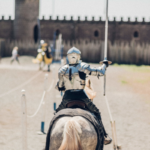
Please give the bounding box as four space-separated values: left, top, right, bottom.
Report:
63 66 85 90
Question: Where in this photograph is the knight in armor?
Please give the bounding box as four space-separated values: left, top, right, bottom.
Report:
55 47 112 145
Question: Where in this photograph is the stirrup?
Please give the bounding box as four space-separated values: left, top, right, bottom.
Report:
104 135 112 145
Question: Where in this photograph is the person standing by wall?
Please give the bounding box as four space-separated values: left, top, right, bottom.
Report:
10 46 20 64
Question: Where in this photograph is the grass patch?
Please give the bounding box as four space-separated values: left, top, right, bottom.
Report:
112 63 150 72
121 80 128 84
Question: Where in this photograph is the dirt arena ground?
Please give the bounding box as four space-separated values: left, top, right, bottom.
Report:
0 56 150 150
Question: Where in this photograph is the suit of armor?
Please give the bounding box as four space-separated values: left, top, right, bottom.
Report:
56 62 106 91
55 47 109 138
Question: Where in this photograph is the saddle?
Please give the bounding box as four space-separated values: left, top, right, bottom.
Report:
66 100 86 109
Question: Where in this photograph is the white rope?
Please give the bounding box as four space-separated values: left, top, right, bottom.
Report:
27 80 54 118
27 91 46 118
104 95 113 122
48 80 54 92
0 72 42 98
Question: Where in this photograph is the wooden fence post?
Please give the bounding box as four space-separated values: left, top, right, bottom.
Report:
21 89 27 150
40 74 48 134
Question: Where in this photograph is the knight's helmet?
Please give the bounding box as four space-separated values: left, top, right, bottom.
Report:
67 47 81 64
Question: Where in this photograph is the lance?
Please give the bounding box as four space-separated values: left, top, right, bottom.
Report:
101 1 122 149
101 0 112 96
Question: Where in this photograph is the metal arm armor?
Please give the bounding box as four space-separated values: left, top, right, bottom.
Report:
55 65 68 90
76 62 106 76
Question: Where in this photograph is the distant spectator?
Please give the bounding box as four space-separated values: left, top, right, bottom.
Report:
10 46 20 64
45 46 52 72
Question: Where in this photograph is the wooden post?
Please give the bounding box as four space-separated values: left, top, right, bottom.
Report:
21 89 27 150
53 64 57 110
110 121 116 150
54 102 56 111
41 74 48 134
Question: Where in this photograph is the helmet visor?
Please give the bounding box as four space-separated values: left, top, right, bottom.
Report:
67 53 80 64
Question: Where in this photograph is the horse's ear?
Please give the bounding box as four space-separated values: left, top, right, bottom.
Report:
86 79 90 87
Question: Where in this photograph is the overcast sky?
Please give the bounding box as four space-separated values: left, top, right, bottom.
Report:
0 0 150 21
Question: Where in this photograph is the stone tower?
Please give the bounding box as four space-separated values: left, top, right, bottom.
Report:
14 0 39 40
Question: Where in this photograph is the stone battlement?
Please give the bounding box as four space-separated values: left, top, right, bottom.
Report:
40 16 150 24
0 16 12 21
0 15 149 24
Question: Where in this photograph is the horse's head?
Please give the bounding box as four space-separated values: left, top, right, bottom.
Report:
85 79 96 101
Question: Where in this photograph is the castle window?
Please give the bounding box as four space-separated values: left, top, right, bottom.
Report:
94 30 99 37
56 29 60 36
133 31 139 38
33 25 39 43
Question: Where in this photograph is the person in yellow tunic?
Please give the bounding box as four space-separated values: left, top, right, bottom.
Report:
42 43 53 72
32 41 53 71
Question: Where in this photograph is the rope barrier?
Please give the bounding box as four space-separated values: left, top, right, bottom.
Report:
27 80 54 118
48 80 54 92
27 91 46 118
104 95 113 122
0 72 42 98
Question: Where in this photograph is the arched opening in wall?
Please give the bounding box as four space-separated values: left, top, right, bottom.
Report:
33 25 39 43
55 29 60 36
133 31 139 38
94 30 99 37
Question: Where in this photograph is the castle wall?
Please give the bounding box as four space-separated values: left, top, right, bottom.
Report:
0 17 13 39
40 17 150 43
0 13 150 43
114 21 150 42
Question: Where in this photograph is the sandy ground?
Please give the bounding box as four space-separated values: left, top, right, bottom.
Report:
0 56 150 150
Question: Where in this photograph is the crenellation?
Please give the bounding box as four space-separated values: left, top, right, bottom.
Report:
34 16 150 23
9 16 11 20
42 16 45 20
142 18 145 22
92 16 94 21
49 16 52 20
70 16 73 21
78 16 80 21
128 17 130 22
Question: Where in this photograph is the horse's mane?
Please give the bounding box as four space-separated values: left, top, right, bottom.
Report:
59 118 82 150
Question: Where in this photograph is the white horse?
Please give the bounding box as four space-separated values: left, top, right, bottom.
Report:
49 116 98 150
48 79 102 150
